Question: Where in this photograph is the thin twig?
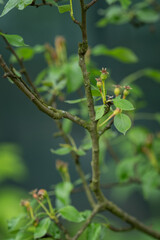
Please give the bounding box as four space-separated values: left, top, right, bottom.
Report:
99 118 114 137
72 204 102 240
85 0 99 11
53 117 96 208
108 224 134 232
2 36 40 97
103 198 160 239
0 55 90 130
79 0 105 203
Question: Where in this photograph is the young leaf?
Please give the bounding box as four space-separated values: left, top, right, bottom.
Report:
55 182 73 208
0 0 19 17
17 0 32 10
92 45 138 63
0 0 32 17
144 68 160 83
34 218 51 239
114 113 131 134
87 223 101 240
59 205 85 223
95 105 105 120
120 0 131 9
0 32 28 47
50 147 71 155
113 96 134 111
58 5 70 14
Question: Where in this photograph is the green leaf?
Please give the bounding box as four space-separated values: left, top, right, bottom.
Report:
136 9 159 23
87 223 101 240
120 0 131 9
15 230 33 240
92 45 138 63
55 182 73 208
127 127 148 145
50 147 71 155
65 98 87 104
34 218 51 239
8 214 28 233
62 119 72 134
59 206 85 223
65 57 83 93
0 0 32 17
0 0 19 17
76 148 86 156
95 105 105 120
58 4 70 13
114 113 131 134
0 32 28 47
117 156 141 182
144 69 160 83
113 96 134 111
10 47 34 63
17 0 32 10
0 144 26 182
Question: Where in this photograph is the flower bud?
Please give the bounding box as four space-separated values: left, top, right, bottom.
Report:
21 200 30 208
38 189 48 200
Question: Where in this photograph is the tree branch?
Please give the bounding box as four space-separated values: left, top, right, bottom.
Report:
85 0 99 11
0 55 90 130
108 224 134 232
79 0 105 202
103 198 160 239
72 204 102 240
53 118 96 208
2 35 40 97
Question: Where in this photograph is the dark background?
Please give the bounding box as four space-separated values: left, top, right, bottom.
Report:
0 0 160 219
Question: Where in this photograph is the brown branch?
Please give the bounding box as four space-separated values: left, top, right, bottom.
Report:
103 198 160 239
99 118 114 137
53 117 96 208
85 0 99 11
0 55 90 130
72 204 102 240
2 36 40 97
108 224 134 232
79 0 105 202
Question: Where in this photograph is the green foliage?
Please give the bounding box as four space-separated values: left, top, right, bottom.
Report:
0 32 28 47
92 44 138 63
59 206 85 223
34 218 51 239
114 113 131 134
1 0 160 240
0 143 27 182
113 96 134 111
58 4 70 13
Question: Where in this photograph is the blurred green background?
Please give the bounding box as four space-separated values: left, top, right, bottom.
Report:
0 1 160 239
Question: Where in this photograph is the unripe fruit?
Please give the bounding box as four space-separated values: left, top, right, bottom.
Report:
97 81 102 88
123 89 129 97
100 73 108 81
114 87 120 96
